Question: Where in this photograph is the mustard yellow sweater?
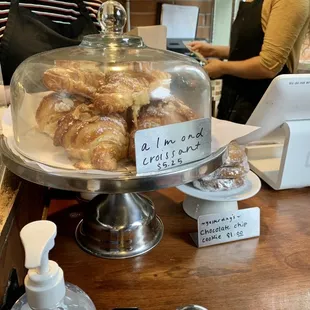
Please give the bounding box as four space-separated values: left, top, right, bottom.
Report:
260 0 310 73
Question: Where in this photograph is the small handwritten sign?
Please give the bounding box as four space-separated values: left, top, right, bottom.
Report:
190 208 260 248
134 118 211 174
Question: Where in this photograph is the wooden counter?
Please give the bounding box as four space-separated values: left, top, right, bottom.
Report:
49 185 310 310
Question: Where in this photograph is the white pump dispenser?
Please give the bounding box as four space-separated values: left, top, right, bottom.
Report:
11 220 96 310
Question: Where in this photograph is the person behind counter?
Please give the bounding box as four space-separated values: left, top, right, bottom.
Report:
0 0 102 90
189 0 310 124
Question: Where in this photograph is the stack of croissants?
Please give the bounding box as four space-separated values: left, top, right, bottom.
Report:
36 60 197 171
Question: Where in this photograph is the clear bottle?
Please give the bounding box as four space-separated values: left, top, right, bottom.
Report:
11 220 96 310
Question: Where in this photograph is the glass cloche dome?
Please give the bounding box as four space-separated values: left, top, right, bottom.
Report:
10 0 212 173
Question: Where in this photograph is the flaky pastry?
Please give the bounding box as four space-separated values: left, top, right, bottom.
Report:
54 104 129 171
43 67 105 98
94 70 171 124
129 96 197 160
35 92 88 138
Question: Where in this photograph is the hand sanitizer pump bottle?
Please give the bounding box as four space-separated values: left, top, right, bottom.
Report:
11 220 96 310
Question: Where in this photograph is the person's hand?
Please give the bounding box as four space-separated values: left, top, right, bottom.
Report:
187 41 215 57
204 59 225 79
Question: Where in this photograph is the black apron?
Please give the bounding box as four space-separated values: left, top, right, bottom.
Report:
217 0 290 124
0 0 98 85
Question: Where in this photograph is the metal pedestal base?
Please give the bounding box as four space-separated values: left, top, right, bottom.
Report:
75 193 164 259
0 136 227 259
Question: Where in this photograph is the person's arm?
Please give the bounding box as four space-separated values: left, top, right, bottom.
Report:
205 0 310 80
213 45 230 59
260 0 309 74
205 56 276 79
241 0 309 76
188 42 230 59
221 56 276 79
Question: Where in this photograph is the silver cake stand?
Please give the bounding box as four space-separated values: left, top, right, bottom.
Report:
0 136 226 258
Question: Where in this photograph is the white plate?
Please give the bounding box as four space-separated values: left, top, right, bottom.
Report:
177 171 261 202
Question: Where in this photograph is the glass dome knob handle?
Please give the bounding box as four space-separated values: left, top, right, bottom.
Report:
97 0 127 35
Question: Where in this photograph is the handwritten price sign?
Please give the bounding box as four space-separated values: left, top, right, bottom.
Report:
192 208 260 248
134 118 211 174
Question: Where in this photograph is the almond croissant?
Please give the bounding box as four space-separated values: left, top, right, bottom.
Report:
35 92 88 138
129 96 197 161
54 60 100 71
93 70 171 124
54 104 129 171
43 67 105 98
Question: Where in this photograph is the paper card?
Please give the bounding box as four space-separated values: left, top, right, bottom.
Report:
190 208 260 248
134 118 211 175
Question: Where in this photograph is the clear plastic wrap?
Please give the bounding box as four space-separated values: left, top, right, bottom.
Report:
193 142 249 192
193 177 245 192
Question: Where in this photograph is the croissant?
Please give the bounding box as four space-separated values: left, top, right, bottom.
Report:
54 60 100 71
54 104 129 171
103 61 154 74
43 67 105 98
94 70 171 124
130 61 171 88
93 72 150 114
35 92 88 138
129 96 197 161
119 61 170 81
